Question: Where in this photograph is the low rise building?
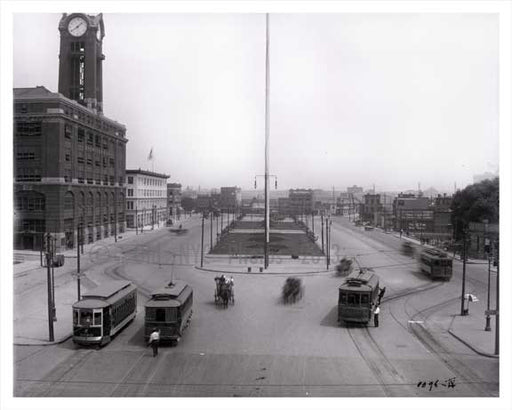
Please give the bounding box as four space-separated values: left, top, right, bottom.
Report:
167 182 182 220
125 169 169 229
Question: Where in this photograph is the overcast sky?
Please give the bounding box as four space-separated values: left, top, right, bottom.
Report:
12 12 499 192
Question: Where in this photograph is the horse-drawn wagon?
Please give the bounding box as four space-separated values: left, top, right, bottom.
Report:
214 275 235 308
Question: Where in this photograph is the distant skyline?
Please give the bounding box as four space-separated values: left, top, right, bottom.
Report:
11 12 499 193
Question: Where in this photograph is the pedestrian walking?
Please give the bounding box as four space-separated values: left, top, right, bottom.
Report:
148 328 161 357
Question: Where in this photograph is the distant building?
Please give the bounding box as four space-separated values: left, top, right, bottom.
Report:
219 186 242 211
360 194 383 225
392 193 432 233
288 189 315 215
167 183 182 220
432 194 452 238
347 185 363 195
195 194 212 213
125 170 169 229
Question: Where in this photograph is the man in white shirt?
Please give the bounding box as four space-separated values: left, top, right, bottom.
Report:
148 328 161 357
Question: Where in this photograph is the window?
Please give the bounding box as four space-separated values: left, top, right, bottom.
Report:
86 158 92 166
94 312 102 325
77 128 84 142
65 153 71 161
64 124 72 139
127 189 133 197
87 133 93 146
16 152 36 160
127 176 133 184
77 156 84 164
16 122 42 137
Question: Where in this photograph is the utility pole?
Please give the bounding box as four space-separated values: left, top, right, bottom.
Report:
76 224 82 301
321 212 325 253
210 210 213 251
135 206 138 235
46 233 54 342
312 211 315 236
263 13 270 270
200 213 205 267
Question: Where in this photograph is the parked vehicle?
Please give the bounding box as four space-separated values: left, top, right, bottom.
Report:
144 280 193 345
72 280 137 346
419 248 453 281
338 270 381 327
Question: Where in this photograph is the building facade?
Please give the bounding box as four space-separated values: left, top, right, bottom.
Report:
360 194 383 224
219 186 242 212
13 13 127 251
288 189 315 216
125 170 169 229
167 183 182 220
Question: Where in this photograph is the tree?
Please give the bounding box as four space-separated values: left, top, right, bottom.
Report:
451 177 499 240
181 196 195 213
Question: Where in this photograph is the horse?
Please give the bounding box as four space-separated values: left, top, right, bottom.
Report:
219 284 231 308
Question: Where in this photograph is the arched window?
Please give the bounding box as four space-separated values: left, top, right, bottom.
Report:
64 191 74 210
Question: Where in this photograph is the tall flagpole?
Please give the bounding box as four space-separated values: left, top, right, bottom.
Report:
264 13 270 269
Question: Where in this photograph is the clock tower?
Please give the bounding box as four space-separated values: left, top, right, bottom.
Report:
58 13 105 113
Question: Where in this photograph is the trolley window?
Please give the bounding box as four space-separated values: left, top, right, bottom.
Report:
347 293 360 305
73 309 78 325
340 293 347 304
79 310 93 326
156 309 166 322
167 308 177 322
94 312 102 325
361 294 370 305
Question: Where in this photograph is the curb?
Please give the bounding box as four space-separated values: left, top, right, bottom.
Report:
447 329 499 359
14 334 73 347
195 265 336 276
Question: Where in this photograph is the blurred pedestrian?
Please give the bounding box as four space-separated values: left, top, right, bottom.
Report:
378 287 386 304
148 328 160 357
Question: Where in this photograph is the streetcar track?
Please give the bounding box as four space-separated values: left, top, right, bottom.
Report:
346 326 407 396
109 351 148 396
41 349 94 396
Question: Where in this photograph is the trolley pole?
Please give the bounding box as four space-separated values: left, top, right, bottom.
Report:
312 211 315 236
46 233 54 342
200 213 205 268
460 229 467 316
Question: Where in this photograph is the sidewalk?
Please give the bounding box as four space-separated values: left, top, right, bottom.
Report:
13 215 198 346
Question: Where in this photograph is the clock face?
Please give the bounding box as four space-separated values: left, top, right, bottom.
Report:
68 16 88 37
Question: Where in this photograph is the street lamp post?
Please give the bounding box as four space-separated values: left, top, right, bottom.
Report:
460 228 467 316
485 252 492 331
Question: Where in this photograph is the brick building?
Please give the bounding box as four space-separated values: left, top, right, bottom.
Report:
13 13 127 251
167 182 182 220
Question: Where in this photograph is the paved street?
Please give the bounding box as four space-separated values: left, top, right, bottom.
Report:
13 215 498 397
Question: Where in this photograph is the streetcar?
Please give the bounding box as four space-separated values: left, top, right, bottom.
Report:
72 280 137 346
144 280 193 345
338 270 381 327
419 248 453 281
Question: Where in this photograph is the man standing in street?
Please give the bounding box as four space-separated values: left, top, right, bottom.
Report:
148 328 161 357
